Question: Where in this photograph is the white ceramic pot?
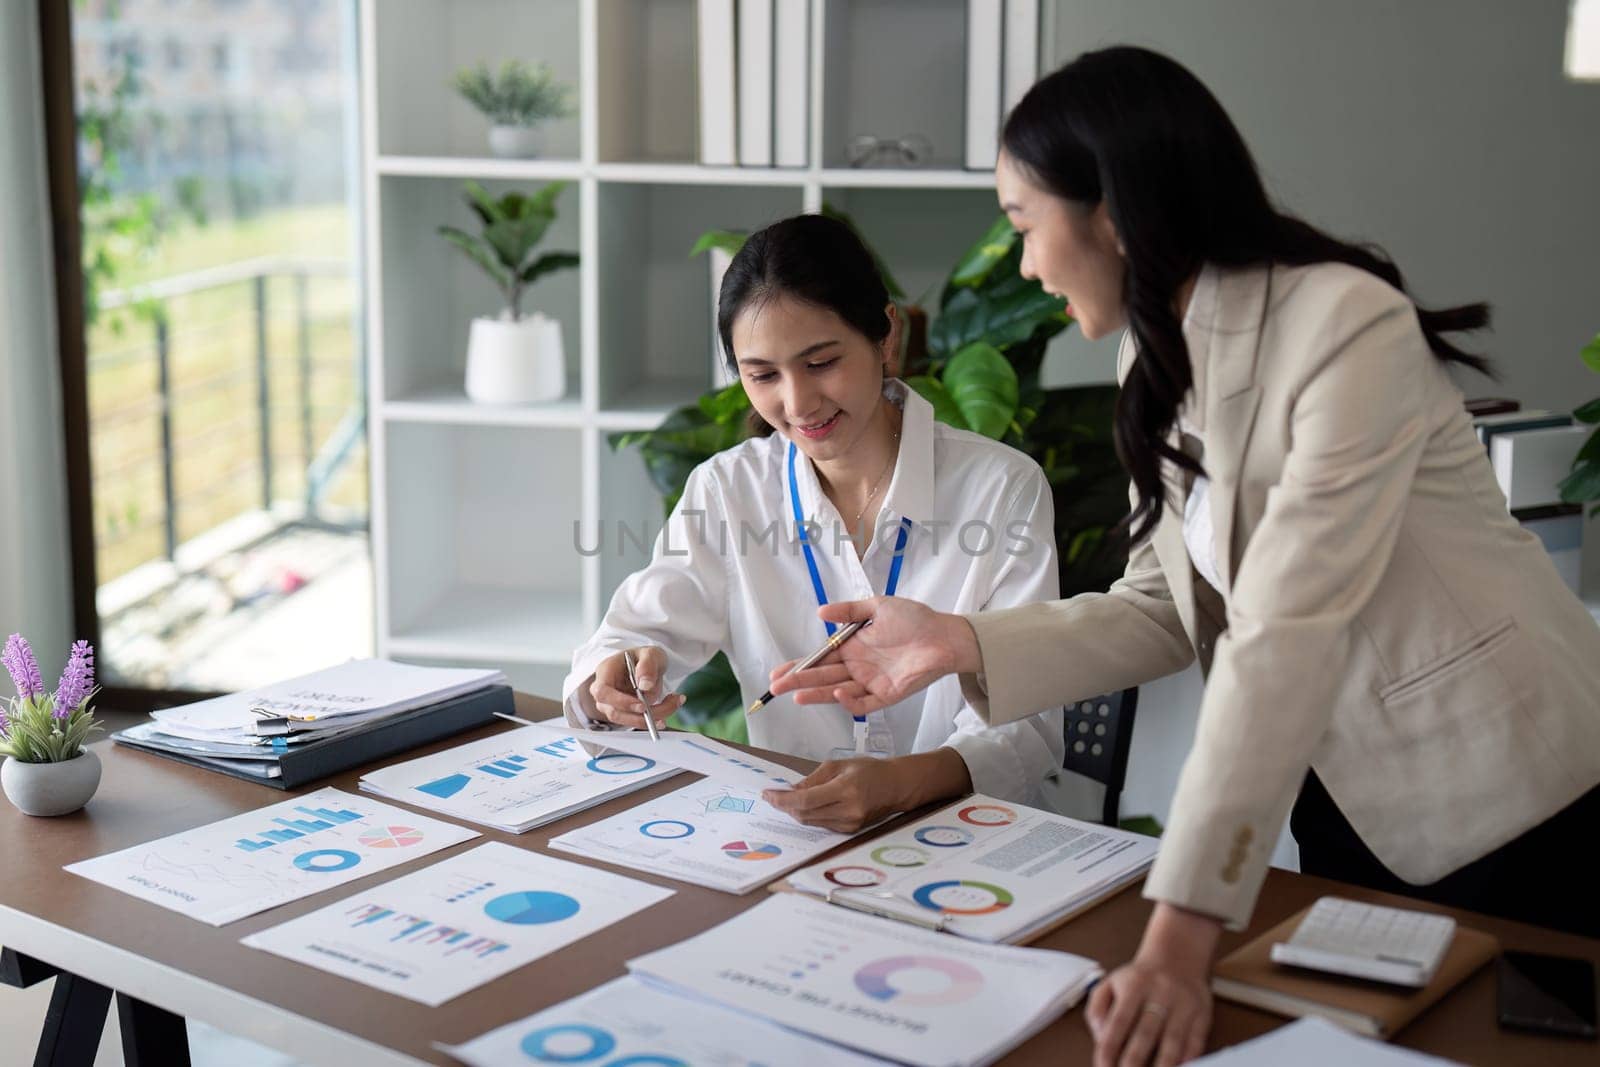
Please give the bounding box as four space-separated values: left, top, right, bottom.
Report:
2 748 101 816
465 313 566 404
488 124 544 159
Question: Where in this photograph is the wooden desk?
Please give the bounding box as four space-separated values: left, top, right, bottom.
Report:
2 693 1597 1066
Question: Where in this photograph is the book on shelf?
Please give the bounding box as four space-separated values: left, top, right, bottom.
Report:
736 0 774 166
772 0 809 168
1002 0 1039 117
782 792 1157 943
697 0 738 166
964 0 1004 170
1211 903 1499 1039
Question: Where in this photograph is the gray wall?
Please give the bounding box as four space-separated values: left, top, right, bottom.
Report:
1042 0 1600 410
1039 1 1600 861
0 3 73 674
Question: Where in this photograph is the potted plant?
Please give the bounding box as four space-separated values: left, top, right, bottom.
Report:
1559 332 1600 511
1 634 104 817
451 60 573 159
440 179 579 404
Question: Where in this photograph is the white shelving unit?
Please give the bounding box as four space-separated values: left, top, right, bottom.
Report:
361 0 1009 697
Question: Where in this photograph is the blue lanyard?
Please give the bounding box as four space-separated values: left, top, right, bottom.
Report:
787 441 912 637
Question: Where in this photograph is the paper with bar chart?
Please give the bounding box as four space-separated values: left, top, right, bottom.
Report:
546 779 853 894
242 841 673 1006
628 894 1100 1067
64 787 478 925
441 974 892 1067
785 794 1158 943
359 722 682 833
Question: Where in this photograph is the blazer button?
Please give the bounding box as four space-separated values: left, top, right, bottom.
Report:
1221 864 1242 884
1235 827 1254 847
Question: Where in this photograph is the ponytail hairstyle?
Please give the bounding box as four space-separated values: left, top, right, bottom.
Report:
718 213 893 436
1001 46 1490 543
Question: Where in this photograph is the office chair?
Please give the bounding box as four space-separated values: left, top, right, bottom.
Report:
1062 688 1138 827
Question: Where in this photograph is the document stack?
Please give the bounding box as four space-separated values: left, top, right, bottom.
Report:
113 659 511 788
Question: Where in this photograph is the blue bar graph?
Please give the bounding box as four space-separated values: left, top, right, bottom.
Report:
235 804 365 851
478 764 516 779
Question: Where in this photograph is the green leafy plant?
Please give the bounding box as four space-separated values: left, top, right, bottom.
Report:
451 60 573 127
438 180 579 321
1559 332 1600 514
609 213 1130 736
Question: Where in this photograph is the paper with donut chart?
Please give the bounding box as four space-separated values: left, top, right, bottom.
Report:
786 794 1158 943
545 779 854 894
242 842 673 1006
558 723 805 788
358 721 683 833
440 974 892 1066
627 893 1101 1067
63 787 478 925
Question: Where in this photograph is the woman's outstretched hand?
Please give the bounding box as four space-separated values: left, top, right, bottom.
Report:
766 596 982 715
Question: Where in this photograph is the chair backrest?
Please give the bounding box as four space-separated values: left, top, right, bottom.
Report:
1062 688 1138 827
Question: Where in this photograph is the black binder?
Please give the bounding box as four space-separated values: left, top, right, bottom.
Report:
112 684 515 789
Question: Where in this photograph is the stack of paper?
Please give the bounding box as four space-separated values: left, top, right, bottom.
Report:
243 842 673 1006
117 660 506 779
442 975 892 1066
548 777 853 894
786 793 1157 942
629 894 1100 1067
64 787 479 925
360 721 683 833
1188 1017 1466 1066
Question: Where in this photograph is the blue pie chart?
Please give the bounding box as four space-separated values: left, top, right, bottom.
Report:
293 849 361 872
485 890 581 925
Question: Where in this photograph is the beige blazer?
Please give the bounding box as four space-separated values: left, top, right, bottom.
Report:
959 261 1600 929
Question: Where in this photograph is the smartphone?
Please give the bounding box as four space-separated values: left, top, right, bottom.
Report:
1496 950 1598 1040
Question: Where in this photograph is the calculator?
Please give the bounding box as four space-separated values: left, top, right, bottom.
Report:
1270 896 1457 987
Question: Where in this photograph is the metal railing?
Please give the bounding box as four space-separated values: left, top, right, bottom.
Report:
92 256 364 573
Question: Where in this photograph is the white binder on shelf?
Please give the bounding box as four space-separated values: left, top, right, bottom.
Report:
697 0 738 166
737 0 774 166
772 0 809 167
1002 0 1039 117
964 0 1004 170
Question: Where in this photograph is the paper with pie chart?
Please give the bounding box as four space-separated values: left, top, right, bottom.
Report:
64 787 478 926
358 721 682 833
242 841 673 1006
628 893 1100 1067
545 780 854 894
786 793 1158 943
440 974 892 1067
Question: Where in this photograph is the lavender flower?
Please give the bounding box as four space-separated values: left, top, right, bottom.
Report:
53 640 95 718
3 633 44 700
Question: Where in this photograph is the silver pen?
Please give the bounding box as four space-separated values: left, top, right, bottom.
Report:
748 619 869 714
622 649 662 741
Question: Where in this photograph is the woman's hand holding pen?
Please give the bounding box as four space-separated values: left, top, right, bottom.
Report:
766 596 983 714
589 646 684 730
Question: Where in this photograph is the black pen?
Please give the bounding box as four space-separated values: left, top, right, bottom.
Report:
748 620 869 714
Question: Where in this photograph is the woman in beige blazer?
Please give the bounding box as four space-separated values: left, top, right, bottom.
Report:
770 46 1600 1067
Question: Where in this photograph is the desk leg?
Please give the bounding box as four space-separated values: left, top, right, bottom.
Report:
115 993 191 1067
35 972 113 1067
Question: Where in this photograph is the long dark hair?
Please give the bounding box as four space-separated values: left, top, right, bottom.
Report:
719 214 892 436
1002 46 1490 543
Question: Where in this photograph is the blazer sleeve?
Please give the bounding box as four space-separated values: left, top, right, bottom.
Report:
562 464 733 729
956 477 1196 723
1144 285 1432 929
940 467 1067 801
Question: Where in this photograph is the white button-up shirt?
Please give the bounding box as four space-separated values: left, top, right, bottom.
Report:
563 380 1065 806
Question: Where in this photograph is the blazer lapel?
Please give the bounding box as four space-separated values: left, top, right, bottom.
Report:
1188 266 1272 592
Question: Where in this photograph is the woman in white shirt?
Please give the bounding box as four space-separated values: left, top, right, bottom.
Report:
563 213 1063 830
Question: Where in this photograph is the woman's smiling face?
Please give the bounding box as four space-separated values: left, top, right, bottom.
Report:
997 150 1128 341
731 292 895 463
